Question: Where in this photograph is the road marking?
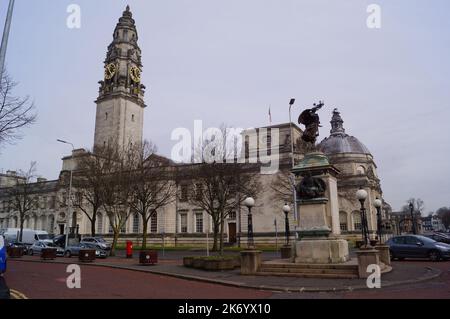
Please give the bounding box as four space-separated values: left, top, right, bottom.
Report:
10 289 28 299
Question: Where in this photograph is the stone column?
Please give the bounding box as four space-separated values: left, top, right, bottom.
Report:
376 245 391 266
240 250 262 275
356 248 380 278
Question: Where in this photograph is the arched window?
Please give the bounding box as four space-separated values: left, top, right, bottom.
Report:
133 214 140 233
97 213 103 234
339 212 348 232
353 211 362 231
356 166 366 175
48 215 55 234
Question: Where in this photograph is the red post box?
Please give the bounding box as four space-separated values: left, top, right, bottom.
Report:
126 241 133 259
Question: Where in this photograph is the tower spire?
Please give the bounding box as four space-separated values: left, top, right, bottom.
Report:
330 108 346 136
94 7 146 151
96 4 145 106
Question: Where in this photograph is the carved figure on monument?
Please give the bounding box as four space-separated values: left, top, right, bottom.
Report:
298 101 324 144
296 173 327 199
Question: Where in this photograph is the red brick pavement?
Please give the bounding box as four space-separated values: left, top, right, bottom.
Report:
5 261 273 299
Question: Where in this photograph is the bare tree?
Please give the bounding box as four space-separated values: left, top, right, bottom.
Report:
436 207 450 229
270 169 295 206
7 162 39 241
184 126 262 254
402 198 425 216
72 150 109 237
0 72 37 147
127 140 176 249
97 144 133 256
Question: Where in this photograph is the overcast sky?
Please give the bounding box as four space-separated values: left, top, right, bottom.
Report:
0 0 449 212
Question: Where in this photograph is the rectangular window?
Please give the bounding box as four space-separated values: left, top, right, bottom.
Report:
49 196 56 209
195 213 204 233
150 214 158 233
97 215 104 234
228 212 236 220
180 213 188 233
195 184 203 200
340 223 348 232
180 184 189 202
132 215 139 234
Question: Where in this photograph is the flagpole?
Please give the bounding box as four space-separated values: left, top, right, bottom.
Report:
0 0 15 78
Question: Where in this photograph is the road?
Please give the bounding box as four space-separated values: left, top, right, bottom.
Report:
3 261 272 299
3 260 450 299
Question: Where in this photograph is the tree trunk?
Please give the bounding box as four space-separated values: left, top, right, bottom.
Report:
142 215 148 250
219 218 225 256
91 214 96 237
212 223 219 251
19 218 25 242
110 230 119 257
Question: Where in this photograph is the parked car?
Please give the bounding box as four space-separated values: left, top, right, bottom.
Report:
0 235 6 274
80 237 111 251
6 242 29 256
64 243 108 259
28 242 64 257
386 235 450 262
424 233 450 244
53 234 67 248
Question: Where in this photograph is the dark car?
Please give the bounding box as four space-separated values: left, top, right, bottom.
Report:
386 235 450 262
5 242 28 256
53 234 66 248
424 233 450 245
65 243 108 259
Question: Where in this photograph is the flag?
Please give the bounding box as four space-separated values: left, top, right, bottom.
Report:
268 105 272 125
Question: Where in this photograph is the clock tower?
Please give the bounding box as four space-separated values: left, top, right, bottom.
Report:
94 5 146 151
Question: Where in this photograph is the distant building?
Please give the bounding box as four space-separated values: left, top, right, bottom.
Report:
421 215 446 232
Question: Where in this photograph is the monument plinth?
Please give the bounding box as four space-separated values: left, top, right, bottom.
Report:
292 152 350 264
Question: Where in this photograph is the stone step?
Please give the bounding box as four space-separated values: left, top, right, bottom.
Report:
259 266 358 275
256 271 359 279
260 262 358 271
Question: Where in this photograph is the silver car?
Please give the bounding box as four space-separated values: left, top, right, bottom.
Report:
65 243 108 259
28 241 64 257
80 237 111 251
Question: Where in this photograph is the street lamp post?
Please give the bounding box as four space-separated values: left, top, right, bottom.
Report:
288 98 296 169
356 188 370 248
283 204 291 246
57 139 75 251
374 198 383 244
244 197 255 249
409 202 417 235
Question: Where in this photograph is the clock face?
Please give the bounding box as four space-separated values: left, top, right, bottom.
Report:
105 63 117 80
130 66 141 83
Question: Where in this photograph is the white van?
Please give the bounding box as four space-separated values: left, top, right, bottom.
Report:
1 228 52 245
1 228 22 243
21 230 52 245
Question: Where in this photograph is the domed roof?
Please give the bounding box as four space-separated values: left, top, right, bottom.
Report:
318 109 371 156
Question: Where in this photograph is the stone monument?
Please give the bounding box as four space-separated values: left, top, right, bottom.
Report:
292 152 350 264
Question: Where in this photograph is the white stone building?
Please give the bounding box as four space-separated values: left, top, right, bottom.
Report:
0 6 391 246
